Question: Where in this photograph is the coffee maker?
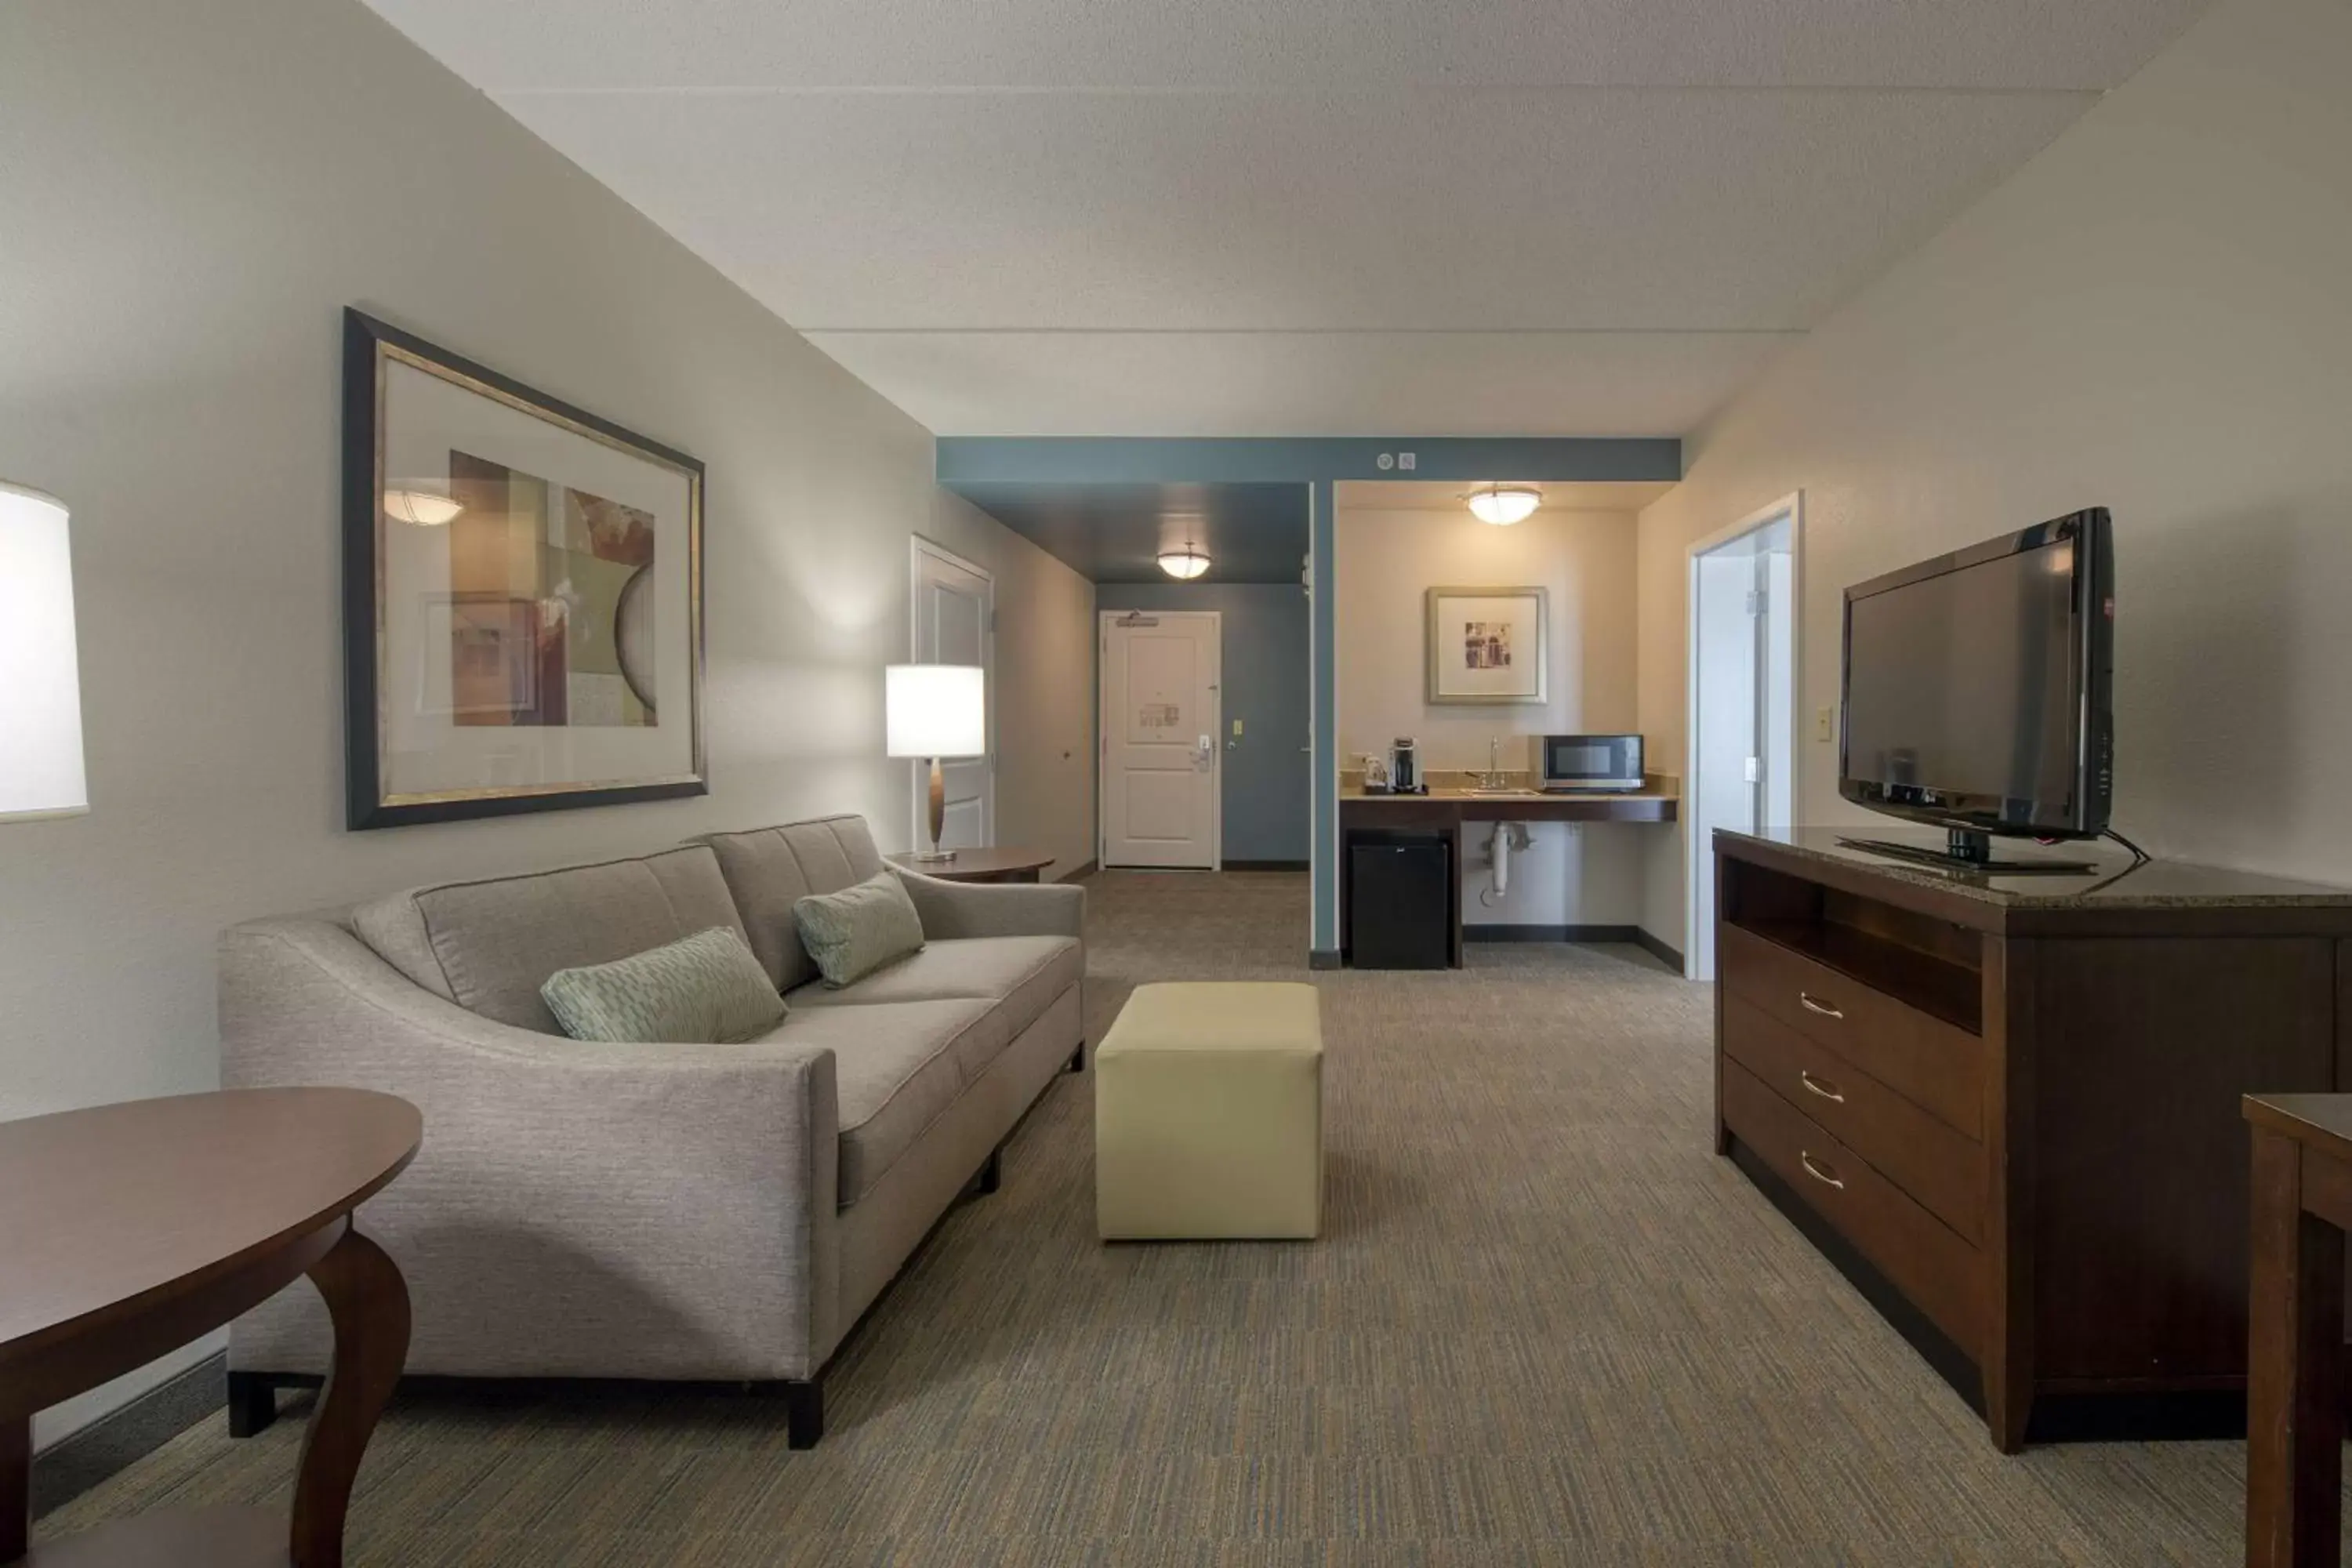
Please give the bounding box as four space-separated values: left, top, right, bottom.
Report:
1389 737 1425 795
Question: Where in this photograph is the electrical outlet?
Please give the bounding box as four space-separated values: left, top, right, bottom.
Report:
1814 705 1835 742
1397 451 1417 470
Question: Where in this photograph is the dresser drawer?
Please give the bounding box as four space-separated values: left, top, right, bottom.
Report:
1722 1059 1984 1356
1722 995 1985 1244
1719 923 1983 1139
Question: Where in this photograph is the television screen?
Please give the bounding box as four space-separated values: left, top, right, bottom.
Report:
1840 510 2111 838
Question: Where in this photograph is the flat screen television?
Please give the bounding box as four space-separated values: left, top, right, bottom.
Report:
1838 507 2114 869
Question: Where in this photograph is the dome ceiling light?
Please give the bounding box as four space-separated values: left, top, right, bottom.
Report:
1156 543 1210 580
1465 484 1541 526
1156 519 1210 579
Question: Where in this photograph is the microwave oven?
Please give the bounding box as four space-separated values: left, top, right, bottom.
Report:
1539 734 1645 793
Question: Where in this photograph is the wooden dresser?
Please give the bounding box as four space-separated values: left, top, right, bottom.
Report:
1713 828 2352 1451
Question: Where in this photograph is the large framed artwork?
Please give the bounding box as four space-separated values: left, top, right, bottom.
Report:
1425 586 1548 705
343 309 706 829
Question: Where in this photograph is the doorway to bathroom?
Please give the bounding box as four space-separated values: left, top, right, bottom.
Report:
1685 495 1801 981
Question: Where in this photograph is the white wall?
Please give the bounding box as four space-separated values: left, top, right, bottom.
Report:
1336 499 1646 927
0 0 1091 1443
1637 0 2352 952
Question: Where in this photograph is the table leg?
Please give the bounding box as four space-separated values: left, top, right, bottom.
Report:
2 1414 27 1563
289 1222 409 1568
2247 1127 2343 1568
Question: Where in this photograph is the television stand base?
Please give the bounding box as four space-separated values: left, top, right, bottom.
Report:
1839 829 2096 875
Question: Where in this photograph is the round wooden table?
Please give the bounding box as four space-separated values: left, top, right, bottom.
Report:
0 1088 420 1568
887 846 1057 884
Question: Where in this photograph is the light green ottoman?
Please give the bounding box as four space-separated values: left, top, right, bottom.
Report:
1094 981 1323 1240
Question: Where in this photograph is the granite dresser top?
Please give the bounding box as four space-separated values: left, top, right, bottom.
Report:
1718 826 2352 910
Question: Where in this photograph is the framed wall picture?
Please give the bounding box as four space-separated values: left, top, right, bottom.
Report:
343 308 706 829
1425 586 1548 705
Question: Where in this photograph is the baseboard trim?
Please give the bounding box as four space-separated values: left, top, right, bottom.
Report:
1223 859 1309 872
34 1351 224 1517
1308 949 1342 971
1633 927 1686 973
1463 924 1642 944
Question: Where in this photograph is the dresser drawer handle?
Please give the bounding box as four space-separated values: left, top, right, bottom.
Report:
1799 1152 1846 1190
1798 993 1844 1020
1799 1070 1846 1104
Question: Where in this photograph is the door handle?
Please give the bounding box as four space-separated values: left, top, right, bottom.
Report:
1196 735 1214 768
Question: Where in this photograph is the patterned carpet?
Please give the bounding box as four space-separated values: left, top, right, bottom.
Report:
41 871 2287 1563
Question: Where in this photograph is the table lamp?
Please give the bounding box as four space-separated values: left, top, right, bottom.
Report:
0 481 87 824
886 663 984 862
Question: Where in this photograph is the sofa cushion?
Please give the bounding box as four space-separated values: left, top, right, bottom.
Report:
351 845 749 1034
793 871 927 989
541 927 786 1044
760 998 1008 1206
701 817 887 992
792 935 1082 1044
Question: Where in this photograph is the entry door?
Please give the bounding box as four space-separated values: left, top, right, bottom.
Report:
911 540 993 851
1101 611 1220 869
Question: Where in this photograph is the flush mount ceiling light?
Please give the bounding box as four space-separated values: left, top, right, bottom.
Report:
1157 519 1211 580
1465 484 1542 526
1156 544 1210 580
383 487 463 527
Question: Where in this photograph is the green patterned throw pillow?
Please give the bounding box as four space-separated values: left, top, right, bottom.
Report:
541 926 786 1044
793 871 927 988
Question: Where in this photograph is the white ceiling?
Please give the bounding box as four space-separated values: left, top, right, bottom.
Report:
363 0 2208 437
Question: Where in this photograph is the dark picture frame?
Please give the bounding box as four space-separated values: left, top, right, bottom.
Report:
343 308 707 829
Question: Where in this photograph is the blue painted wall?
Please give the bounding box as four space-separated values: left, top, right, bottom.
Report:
1097 583 1311 863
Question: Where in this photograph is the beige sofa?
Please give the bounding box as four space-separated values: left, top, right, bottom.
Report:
216 814 1083 1448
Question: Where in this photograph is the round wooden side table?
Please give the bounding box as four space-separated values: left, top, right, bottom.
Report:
0 1088 421 1567
887 846 1058 884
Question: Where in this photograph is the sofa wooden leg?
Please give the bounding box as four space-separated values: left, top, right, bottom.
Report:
748 1378 826 1448
1068 1044 1086 1073
783 1378 823 1450
227 1371 277 1439
975 1147 1003 1195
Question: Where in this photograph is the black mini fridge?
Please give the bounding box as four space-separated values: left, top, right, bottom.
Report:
1348 833 1451 969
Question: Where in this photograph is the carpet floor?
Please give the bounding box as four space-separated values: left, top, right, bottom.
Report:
39 871 2304 1563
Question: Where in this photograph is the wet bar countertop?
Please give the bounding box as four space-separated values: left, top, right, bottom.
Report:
1718 826 2352 910
1342 769 1678 818
1342 777 1677 822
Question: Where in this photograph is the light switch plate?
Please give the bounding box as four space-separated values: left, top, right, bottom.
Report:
1232 719 1243 735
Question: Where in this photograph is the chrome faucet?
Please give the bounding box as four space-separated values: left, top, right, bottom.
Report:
1478 735 1510 790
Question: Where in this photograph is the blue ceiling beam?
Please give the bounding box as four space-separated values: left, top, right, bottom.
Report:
936 436 1681 486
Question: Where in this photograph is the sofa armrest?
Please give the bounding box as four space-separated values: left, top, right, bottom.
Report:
219 916 842 1381
887 868 1086 941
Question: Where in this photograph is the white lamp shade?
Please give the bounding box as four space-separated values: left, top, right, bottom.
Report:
0 482 88 822
886 664 985 759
